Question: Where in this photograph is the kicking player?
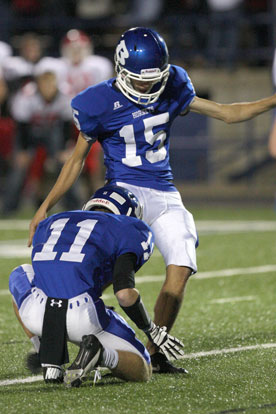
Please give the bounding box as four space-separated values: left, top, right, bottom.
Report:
10 185 184 386
28 27 276 373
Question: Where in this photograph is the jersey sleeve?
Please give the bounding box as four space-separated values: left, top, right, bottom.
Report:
115 219 155 271
71 89 102 142
170 65 196 113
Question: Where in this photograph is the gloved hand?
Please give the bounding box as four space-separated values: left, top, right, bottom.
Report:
145 323 184 360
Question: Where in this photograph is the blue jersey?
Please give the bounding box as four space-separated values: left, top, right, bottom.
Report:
71 65 195 191
32 211 154 299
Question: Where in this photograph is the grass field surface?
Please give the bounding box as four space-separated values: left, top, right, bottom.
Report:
0 205 275 414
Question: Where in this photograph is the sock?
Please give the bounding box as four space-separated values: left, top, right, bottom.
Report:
30 335 40 353
102 347 119 370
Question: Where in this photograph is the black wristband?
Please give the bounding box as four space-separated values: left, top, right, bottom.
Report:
120 295 152 331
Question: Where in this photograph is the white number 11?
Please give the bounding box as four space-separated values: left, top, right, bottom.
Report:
33 218 98 263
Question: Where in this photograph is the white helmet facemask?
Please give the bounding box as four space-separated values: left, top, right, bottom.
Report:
115 61 170 105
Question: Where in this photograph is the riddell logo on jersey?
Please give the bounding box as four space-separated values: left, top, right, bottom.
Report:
113 101 123 110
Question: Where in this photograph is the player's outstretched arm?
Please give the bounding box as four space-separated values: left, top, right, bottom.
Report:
28 133 91 247
189 95 276 124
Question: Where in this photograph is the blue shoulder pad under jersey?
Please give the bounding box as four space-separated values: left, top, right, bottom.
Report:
31 211 154 299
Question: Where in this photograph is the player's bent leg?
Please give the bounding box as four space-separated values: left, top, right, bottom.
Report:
64 334 151 387
9 264 42 341
65 305 151 386
12 300 42 373
9 265 44 374
97 308 151 364
98 310 151 381
111 350 152 382
64 334 104 387
12 300 35 339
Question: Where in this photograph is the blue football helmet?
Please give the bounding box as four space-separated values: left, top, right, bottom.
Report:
82 185 143 219
115 27 170 105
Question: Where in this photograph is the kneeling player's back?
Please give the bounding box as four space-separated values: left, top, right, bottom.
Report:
31 211 154 299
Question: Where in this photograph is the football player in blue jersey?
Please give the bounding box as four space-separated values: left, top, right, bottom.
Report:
28 27 276 373
10 185 184 386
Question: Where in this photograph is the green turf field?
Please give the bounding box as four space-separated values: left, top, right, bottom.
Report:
0 206 276 414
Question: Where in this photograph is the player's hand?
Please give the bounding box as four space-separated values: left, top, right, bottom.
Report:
146 323 184 360
28 208 47 247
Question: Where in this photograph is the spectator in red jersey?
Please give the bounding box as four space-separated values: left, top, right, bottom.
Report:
0 41 14 182
1 70 80 215
0 69 15 190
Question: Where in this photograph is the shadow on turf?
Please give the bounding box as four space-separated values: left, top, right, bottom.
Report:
210 402 276 413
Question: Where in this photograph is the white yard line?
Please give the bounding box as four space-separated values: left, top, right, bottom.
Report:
196 220 276 234
180 342 276 360
210 295 257 304
135 264 276 284
0 218 276 258
0 220 30 230
0 375 43 386
0 245 31 257
1 342 275 386
194 264 276 279
1 219 276 233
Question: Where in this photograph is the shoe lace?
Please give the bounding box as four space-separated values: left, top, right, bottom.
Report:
93 368 102 386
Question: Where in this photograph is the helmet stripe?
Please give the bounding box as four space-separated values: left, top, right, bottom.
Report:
110 192 126 205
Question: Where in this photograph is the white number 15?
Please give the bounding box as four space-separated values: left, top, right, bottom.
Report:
120 112 169 167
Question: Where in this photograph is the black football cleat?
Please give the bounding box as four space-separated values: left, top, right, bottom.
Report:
64 335 104 387
151 352 189 374
43 365 64 383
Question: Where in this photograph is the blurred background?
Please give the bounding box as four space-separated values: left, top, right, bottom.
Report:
0 0 276 215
